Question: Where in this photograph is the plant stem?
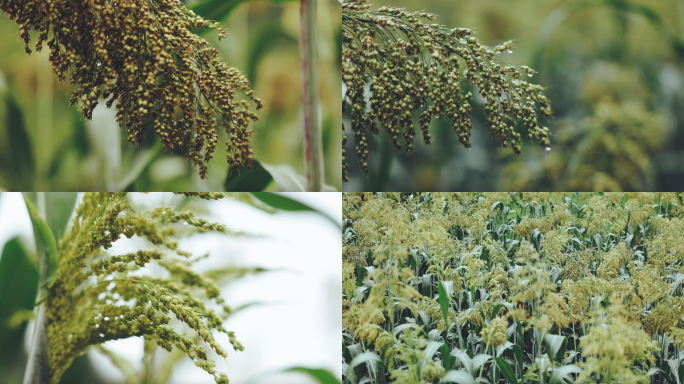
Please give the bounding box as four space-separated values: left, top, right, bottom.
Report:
23 192 50 384
300 0 323 191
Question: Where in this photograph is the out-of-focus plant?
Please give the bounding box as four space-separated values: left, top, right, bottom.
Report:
342 0 552 181
502 63 666 191
343 192 684 384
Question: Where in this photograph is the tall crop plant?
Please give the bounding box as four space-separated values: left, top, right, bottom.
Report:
343 192 684 384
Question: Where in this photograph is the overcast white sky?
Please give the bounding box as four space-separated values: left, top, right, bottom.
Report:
0 192 341 384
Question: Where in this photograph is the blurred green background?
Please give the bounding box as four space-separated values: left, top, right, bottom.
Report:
343 0 684 191
0 0 342 191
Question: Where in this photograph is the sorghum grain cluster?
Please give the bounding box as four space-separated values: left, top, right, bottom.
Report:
342 0 552 181
47 193 254 384
0 0 263 178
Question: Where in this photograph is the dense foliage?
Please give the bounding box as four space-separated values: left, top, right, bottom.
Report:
343 192 684 384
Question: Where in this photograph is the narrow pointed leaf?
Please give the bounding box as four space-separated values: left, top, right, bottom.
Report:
23 195 58 289
440 370 476 384
438 281 451 325
494 357 518 384
549 365 581 384
283 367 342 384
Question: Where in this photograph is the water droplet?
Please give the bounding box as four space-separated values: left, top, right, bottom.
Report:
467 148 471 151
104 317 109 321
527 73 534 77
545 147 551 152
95 323 100 328
99 333 105 338
507 50 513 53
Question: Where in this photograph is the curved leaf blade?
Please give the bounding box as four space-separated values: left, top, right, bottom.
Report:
494 357 519 384
440 370 476 384
283 367 342 384
23 195 58 289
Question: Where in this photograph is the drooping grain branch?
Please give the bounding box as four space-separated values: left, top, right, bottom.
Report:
342 0 552 180
0 0 263 179
35 192 259 384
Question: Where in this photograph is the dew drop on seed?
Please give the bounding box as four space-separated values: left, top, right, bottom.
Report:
527 73 534 77
104 317 109 321
507 50 513 53
545 147 551 152
99 333 104 338
95 323 100 328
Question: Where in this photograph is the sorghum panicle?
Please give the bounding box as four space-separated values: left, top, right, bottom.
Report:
342 0 552 180
46 193 251 384
0 0 264 178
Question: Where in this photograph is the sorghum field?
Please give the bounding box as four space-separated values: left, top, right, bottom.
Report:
342 192 684 383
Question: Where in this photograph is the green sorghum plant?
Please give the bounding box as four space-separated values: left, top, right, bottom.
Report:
343 192 684 384
0 0 263 179
45 192 254 384
341 0 552 181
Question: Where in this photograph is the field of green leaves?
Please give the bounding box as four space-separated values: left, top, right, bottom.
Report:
343 192 684 383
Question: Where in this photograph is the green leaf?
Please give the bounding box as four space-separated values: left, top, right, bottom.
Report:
491 303 504 320
0 238 39 372
43 193 78 241
249 192 340 228
549 365 582 384
439 344 453 371
357 267 368 286
544 334 567 363
282 367 341 384
250 192 317 212
437 281 451 326
424 341 445 361
23 195 58 290
345 351 380 384
440 370 476 384
512 344 524 372
191 0 299 35
5 94 34 190
494 357 519 384
261 163 337 192
117 140 162 191
225 160 273 192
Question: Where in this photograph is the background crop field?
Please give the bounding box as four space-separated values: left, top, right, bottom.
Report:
343 192 684 383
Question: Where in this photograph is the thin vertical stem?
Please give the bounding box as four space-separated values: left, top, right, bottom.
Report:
300 0 323 191
23 192 50 384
